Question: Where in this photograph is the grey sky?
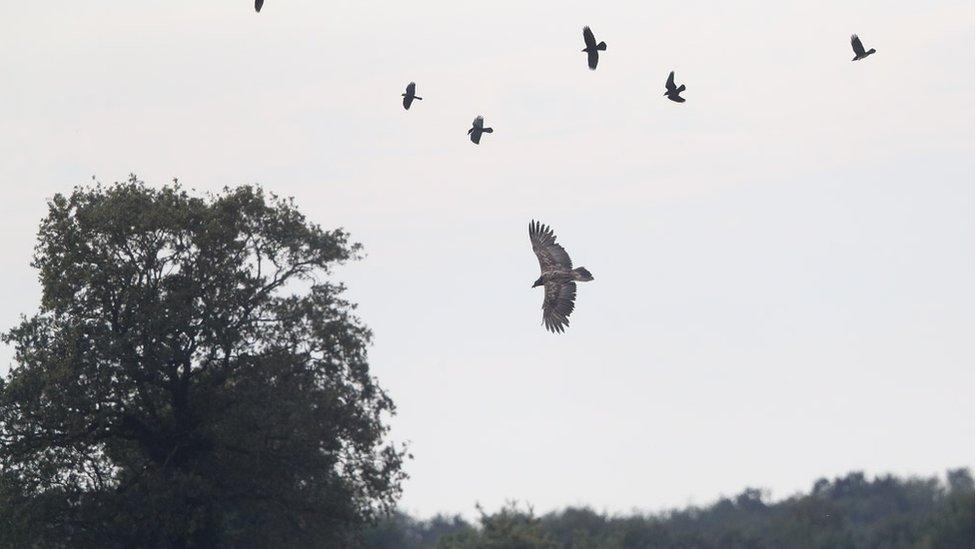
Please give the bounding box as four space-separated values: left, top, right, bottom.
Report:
1 0 973 518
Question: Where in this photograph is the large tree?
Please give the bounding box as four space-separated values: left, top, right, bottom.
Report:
0 178 406 548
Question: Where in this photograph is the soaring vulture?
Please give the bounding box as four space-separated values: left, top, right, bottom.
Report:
665 71 686 102
529 220 594 333
581 27 607 70
402 82 422 110
850 35 876 61
468 115 493 144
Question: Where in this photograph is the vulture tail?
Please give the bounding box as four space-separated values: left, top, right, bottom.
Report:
596 41 607 51
573 267 594 281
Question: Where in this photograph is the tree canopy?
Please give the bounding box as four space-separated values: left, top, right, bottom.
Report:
0 178 406 547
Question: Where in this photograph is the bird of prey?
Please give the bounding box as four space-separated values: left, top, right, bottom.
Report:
468 116 493 144
665 71 686 102
581 27 607 70
402 82 422 110
255 0 263 12
529 220 594 333
850 34 876 61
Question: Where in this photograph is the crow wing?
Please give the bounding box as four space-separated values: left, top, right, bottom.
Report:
851 35 866 56
470 130 481 144
542 281 577 333
666 71 676 92
403 95 414 110
583 27 597 50
587 50 599 70
529 220 573 273
406 82 416 96
472 115 484 130
255 0 263 12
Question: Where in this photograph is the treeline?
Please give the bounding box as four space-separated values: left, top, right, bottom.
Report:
362 469 974 548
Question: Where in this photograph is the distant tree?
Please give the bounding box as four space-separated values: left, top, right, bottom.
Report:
0 178 406 547
438 502 558 549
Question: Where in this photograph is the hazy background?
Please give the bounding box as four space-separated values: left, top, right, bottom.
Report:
0 0 973 518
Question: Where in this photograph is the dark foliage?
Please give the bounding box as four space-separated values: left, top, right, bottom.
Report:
0 178 406 548
364 469 974 549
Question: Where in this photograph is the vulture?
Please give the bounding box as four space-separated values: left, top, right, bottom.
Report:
581 26 607 70
254 0 263 12
529 220 594 333
850 34 876 61
665 71 686 102
468 116 493 144
402 82 422 110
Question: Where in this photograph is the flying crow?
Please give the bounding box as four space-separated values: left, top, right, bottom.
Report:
402 82 422 110
581 27 607 70
468 116 493 144
665 71 686 102
850 34 876 61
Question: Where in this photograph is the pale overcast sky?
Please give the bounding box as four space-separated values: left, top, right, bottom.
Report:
0 1 973 518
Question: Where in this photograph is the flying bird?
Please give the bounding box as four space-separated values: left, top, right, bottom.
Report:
468 116 493 144
254 0 263 12
850 34 876 61
665 71 686 102
581 27 607 70
402 82 422 110
529 220 594 333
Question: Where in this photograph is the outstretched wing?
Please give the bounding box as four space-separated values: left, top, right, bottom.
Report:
851 35 865 56
583 27 597 49
542 281 577 333
255 0 263 12
666 71 676 92
405 82 416 95
403 95 413 110
529 220 573 273
587 50 599 70
472 115 484 129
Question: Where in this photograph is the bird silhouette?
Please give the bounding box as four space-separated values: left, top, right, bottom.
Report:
254 0 263 12
402 82 422 110
468 116 493 144
850 35 876 61
529 221 594 333
665 71 686 103
581 27 607 70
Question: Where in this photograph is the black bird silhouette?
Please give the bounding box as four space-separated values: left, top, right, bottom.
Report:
529 221 594 333
254 0 263 12
850 34 876 61
664 71 686 103
581 27 607 70
402 82 422 110
468 116 493 144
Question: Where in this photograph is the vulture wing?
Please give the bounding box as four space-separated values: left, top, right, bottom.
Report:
583 27 597 50
529 220 573 273
542 281 577 333
851 35 866 56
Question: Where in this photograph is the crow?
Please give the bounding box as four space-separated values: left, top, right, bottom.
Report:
402 82 422 110
529 220 594 333
850 34 876 61
665 71 686 103
468 116 493 144
582 27 607 70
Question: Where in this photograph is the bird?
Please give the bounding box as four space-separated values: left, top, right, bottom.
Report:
468 116 493 144
665 71 686 102
402 82 422 110
581 27 607 70
254 0 263 12
850 34 876 61
529 220 594 333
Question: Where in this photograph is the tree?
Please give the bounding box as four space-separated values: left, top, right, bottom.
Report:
0 178 407 548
